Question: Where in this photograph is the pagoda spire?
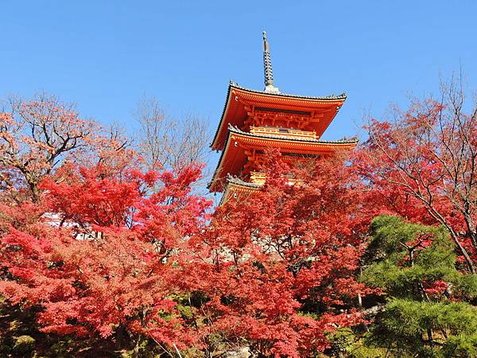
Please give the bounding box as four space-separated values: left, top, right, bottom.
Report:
262 31 280 94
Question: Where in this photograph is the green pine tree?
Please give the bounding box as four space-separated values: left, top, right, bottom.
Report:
358 216 477 358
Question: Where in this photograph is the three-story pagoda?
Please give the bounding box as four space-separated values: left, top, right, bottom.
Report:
209 32 357 202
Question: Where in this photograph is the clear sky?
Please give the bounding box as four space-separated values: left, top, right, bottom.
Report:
2 0 476 146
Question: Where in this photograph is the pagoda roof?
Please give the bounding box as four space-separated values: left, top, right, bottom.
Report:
211 83 347 151
220 175 262 205
209 126 358 192
226 174 262 189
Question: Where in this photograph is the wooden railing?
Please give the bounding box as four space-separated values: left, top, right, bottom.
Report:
250 171 303 186
250 172 266 185
250 126 316 140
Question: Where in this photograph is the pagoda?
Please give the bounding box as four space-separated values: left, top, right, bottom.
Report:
209 32 357 202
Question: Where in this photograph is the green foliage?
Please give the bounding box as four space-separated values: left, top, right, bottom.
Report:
326 328 387 358
442 334 477 357
12 335 35 354
348 340 388 358
363 216 477 299
360 216 477 357
326 328 356 356
370 299 477 355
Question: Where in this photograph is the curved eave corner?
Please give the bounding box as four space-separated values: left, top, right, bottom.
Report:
211 83 234 151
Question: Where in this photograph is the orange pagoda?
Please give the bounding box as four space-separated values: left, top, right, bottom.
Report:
209 32 357 202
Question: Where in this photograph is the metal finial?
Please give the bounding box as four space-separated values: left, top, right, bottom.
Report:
262 31 280 94
262 31 269 52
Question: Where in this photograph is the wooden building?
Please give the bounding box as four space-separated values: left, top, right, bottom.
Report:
209 32 357 202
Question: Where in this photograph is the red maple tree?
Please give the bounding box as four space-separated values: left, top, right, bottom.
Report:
0 162 211 352
183 152 373 356
0 151 373 356
355 82 477 273
0 95 212 354
0 95 376 356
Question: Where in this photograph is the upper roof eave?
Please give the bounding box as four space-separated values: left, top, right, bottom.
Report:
229 83 348 102
211 82 348 150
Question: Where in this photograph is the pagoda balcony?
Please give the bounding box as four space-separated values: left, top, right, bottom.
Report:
250 171 302 186
250 171 266 185
249 126 316 140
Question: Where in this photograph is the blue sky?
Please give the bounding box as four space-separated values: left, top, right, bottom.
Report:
2 0 476 145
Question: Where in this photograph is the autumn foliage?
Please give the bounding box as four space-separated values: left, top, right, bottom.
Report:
1 87 477 357
0 146 372 356
182 153 373 356
356 84 477 273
